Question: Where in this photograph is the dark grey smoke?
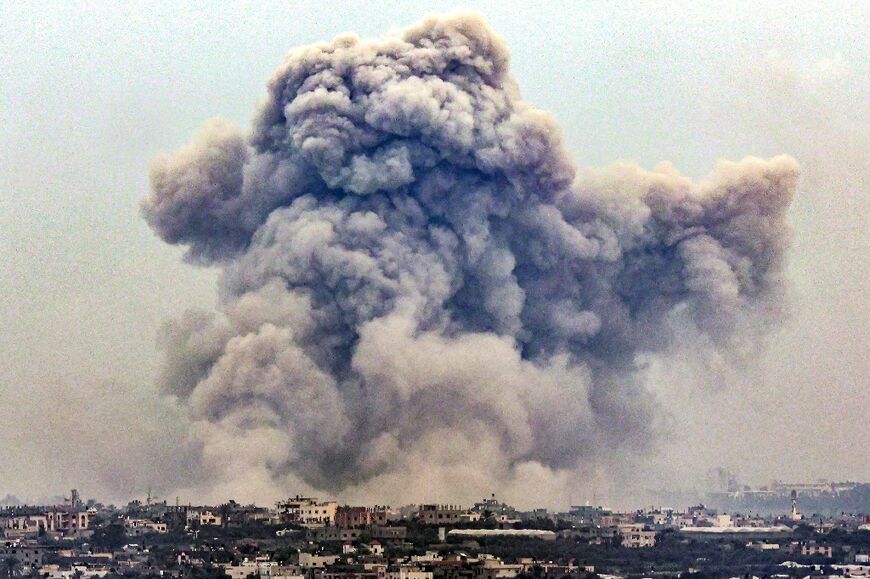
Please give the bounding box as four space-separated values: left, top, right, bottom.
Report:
142 13 798 503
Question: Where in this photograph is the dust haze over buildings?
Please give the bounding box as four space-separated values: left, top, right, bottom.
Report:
141 13 797 505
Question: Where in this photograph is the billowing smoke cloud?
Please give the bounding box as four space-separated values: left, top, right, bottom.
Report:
142 13 797 505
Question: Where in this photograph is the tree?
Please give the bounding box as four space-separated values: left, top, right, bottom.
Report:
92 524 127 551
1 557 22 579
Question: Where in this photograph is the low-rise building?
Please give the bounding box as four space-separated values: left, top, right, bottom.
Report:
371 526 407 541
298 553 340 569
309 527 363 542
222 561 259 579
389 566 434 579
1 508 92 537
746 541 781 551
125 519 168 535
474 558 523 579
335 506 396 529
187 509 222 527
417 506 479 526
617 524 656 548
277 497 337 527
792 541 833 558
0 543 44 568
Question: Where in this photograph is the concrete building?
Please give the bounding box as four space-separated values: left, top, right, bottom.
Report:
335 506 394 528
448 529 556 541
793 541 833 558
277 497 337 527
187 509 222 527
0 515 47 537
558 525 618 545
417 505 479 526
298 553 340 569
679 525 793 542
1 508 92 537
222 561 259 579
474 559 523 579
371 526 407 541
471 495 521 520
0 544 44 568
308 527 363 542
617 524 657 548
389 567 434 579
125 519 168 535
746 541 781 551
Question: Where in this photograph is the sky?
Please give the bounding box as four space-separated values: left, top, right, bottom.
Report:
0 0 867 506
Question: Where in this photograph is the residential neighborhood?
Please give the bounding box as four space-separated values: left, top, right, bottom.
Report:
2 486 869 579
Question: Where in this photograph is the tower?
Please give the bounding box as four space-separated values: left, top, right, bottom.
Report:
790 490 802 521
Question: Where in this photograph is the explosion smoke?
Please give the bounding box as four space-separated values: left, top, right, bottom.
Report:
142 13 797 503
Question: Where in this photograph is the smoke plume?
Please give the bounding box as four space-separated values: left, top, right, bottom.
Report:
142 13 797 505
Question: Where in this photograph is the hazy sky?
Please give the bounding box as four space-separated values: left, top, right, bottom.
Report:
1 1 867 505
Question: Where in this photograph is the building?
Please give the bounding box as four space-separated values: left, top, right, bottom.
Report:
371 526 407 541
389 567 434 579
448 530 556 541
187 509 222 527
0 544 44 569
277 497 337 527
679 525 793 542
746 541 781 551
471 495 521 520
308 527 363 542
335 506 394 528
600 513 635 527
222 561 259 579
298 553 340 569
1 508 92 537
793 541 833 558
558 525 618 545
318 572 379 579
417 505 479 526
617 524 657 548
1 515 46 537
125 519 168 535
474 559 523 579
562 506 610 526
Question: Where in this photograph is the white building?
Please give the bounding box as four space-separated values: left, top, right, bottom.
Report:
277 497 337 527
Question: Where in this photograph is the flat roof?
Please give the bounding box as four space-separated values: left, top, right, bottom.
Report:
679 526 792 534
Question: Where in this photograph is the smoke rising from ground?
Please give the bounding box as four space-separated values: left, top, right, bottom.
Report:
142 13 797 505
